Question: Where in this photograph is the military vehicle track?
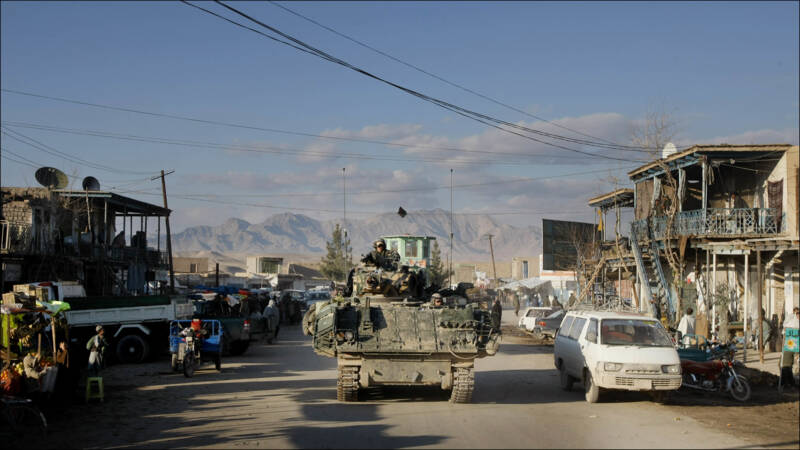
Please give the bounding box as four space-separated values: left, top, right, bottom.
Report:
337 366 359 402
449 367 475 403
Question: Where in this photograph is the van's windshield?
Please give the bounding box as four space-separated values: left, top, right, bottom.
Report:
600 319 673 347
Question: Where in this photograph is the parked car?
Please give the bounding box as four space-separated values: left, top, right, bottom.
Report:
553 310 682 403
532 309 565 339
518 307 557 332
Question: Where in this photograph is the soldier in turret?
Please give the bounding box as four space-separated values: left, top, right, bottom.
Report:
361 238 400 271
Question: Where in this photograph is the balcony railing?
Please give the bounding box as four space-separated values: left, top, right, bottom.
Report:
634 208 784 240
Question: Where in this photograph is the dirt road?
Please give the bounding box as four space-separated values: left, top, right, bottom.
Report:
27 310 798 449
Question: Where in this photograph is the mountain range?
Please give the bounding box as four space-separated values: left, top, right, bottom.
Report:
171 208 542 263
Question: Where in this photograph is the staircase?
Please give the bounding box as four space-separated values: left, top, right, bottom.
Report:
630 223 675 320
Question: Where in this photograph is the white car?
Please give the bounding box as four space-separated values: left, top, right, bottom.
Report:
553 310 682 403
518 307 556 331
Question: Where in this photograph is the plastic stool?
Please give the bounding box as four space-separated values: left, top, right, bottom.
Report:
86 377 104 402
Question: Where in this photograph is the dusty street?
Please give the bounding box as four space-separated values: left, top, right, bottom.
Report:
28 311 798 449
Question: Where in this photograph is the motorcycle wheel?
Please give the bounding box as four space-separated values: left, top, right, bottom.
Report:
183 353 195 378
729 375 751 402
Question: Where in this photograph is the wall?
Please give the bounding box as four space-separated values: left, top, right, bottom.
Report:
173 257 209 273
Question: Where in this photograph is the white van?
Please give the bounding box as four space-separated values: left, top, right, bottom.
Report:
553 310 681 403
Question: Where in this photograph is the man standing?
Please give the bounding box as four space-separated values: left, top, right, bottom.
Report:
491 298 502 331
677 307 696 340
86 325 109 376
512 291 520 317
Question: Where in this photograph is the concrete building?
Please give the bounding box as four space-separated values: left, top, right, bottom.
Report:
246 256 283 276
173 257 209 274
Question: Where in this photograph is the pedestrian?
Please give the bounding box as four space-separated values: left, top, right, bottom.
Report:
513 291 520 317
568 292 577 307
758 308 772 352
491 298 502 330
780 307 799 389
86 325 109 377
677 307 696 341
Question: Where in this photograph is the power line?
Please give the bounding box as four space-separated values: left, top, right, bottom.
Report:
1 120 596 166
0 126 155 175
190 1 662 160
0 90 611 162
267 0 622 147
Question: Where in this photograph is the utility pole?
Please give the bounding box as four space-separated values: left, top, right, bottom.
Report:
342 167 347 279
152 170 175 294
449 168 454 288
487 234 498 288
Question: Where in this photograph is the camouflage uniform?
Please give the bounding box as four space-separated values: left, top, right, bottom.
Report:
361 242 400 271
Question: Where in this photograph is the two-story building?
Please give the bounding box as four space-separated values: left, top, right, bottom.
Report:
584 144 798 352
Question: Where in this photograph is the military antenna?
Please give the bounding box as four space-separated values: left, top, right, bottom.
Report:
342 167 347 277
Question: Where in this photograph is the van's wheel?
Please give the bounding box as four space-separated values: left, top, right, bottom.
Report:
170 353 179 372
337 366 359 402
558 361 573 391
229 340 250 356
116 334 150 364
585 370 601 403
449 367 474 404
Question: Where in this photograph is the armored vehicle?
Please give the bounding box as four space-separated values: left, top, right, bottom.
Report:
303 235 500 403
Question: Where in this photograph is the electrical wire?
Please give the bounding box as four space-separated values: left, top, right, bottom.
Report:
183 1 660 161
1 120 596 166
1 90 616 162
267 0 622 147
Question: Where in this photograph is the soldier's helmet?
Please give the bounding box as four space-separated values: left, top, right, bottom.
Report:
374 238 386 248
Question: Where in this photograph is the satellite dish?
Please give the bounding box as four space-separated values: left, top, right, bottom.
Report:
661 142 677 159
34 167 69 189
82 176 100 191
397 206 407 218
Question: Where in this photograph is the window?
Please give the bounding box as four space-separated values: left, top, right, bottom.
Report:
586 318 598 343
558 316 574 337
600 319 674 347
422 239 430 258
390 240 399 253
405 240 418 257
569 317 587 340
189 263 198 273
259 259 279 274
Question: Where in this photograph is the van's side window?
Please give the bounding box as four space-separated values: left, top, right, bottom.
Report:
558 316 574 337
569 317 587 340
586 318 598 343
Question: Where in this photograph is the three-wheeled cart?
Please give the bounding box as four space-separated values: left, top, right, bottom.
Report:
169 319 222 377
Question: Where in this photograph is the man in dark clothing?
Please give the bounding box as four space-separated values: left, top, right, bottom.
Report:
361 238 400 271
491 299 503 331
86 325 109 376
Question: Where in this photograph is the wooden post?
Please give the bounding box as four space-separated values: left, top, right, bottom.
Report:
215 263 220 288
4 313 10 368
158 170 176 294
712 252 717 335
743 252 749 363
757 250 764 364
51 316 57 358
37 332 41 356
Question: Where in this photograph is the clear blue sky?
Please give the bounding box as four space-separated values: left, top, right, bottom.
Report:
2 1 798 231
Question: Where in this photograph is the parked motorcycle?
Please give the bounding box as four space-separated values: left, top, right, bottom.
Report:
680 359 751 401
179 327 201 378
169 319 223 378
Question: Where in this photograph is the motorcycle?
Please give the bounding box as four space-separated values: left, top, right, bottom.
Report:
169 320 223 378
680 358 751 401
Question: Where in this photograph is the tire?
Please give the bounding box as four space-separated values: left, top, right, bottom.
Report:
584 370 601 403
729 375 751 402
229 340 250 356
559 361 573 391
214 354 222 371
650 391 672 404
170 353 179 372
4 403 47 435
116 334 150 364
183 353 195 378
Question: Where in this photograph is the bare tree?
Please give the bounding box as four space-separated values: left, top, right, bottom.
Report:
630 101 682 160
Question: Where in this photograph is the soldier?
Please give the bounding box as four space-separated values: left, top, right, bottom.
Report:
361 238 400 271
491 298 503 331
431 293 444 307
